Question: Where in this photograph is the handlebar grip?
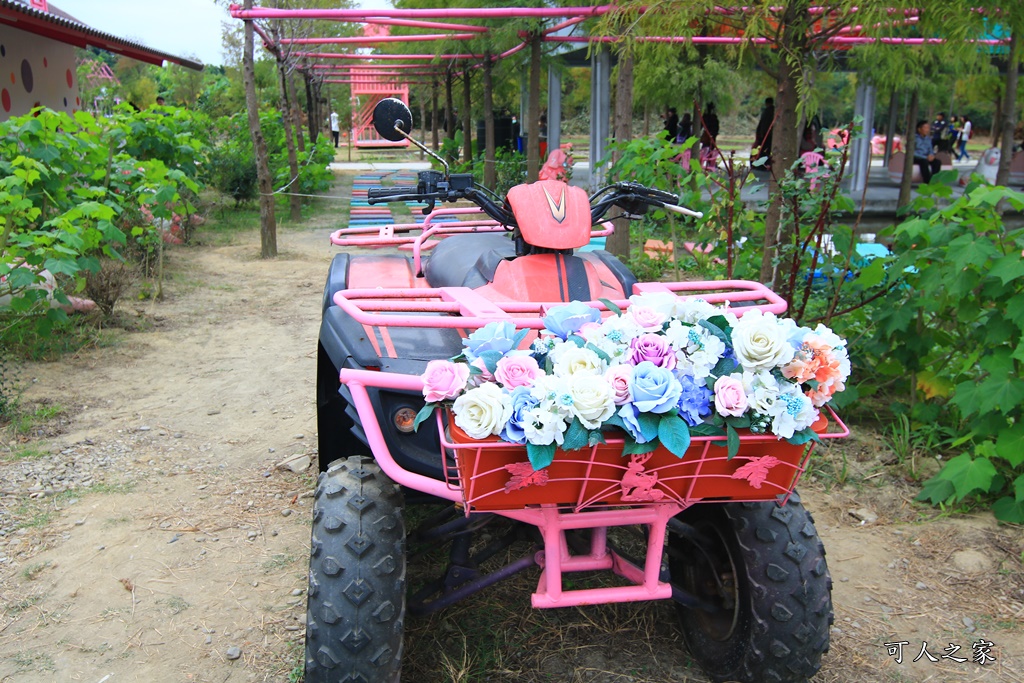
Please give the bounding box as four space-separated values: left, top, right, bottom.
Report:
661 203 704 219
367 186 418 200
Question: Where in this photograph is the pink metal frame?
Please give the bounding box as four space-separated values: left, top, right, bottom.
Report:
332 280 846 608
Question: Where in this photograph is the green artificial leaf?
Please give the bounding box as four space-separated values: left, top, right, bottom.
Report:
726 424 740 459
726 415 751 429
916 476 956 505
786 428 821 446
566 334 586 348
622 438 658 456
477 350 503 374
562 418 590 451
938 453 998 501
599 298 622 316
658 415 691 458
588 430 606 447
689 423 726 437
636 411 661 442
710 355 738 380
413 403 436 432
585 342 611 363
996 425 1024 467
526 442 556 470
853 258 886 289
986 254 1024 286
603 413 627 431
706 315 733 339
511 327 530 350
699 319 729 346
992 496 1024 524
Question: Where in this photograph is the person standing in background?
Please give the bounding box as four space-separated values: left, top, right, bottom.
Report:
329 110 340 148
956 115 972 161
663 107 679 142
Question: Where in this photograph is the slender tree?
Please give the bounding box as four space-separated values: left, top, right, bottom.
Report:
607 48 635 259
241 0 277 258
526 33 542 182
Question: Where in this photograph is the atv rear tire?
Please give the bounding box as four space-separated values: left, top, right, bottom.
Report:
305 456 406 683
669 495 832 683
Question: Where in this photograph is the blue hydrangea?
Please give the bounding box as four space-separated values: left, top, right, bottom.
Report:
676 373 713 426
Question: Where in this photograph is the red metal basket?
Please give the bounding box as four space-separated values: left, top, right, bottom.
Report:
439 408 848 513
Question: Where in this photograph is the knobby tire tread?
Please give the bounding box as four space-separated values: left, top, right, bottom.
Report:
304 456 406 683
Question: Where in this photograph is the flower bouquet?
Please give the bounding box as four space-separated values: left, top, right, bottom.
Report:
414 293 849 508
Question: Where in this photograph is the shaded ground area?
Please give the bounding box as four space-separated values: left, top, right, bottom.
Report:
0 175 1022 682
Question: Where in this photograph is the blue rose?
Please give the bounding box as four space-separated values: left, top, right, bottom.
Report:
676 372 713 426
501 386 540 444
630 361 683 414
542 301 602 340
618 404 654 443
464 321 518 362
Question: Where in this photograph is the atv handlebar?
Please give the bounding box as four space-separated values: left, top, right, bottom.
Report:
367 187 419 200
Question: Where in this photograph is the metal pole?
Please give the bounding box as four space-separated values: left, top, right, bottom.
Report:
589 47 611 190
548 64 562 154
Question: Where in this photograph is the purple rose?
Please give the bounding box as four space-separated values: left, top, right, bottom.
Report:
629 333 676 370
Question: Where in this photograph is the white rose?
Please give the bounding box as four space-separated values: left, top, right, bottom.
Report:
567 374 616 429
551 345 604 377
452 383 512 440
522 407 568 446
731 310 795 371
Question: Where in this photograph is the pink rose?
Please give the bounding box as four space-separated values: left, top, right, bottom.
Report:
605 365 633 405
714 376 748 417
628 305 666 331
470 357 494 383
629 333 676 370
422 360 470 403
494 355 540 389
578 322 603 340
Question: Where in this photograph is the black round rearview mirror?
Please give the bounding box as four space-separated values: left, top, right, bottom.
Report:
372 98 414 142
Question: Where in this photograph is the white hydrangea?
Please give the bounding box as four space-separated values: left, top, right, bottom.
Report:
740 369 782 415
665 321 726 380
767 383 819 439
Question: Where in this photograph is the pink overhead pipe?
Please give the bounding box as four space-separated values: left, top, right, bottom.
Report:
280 34 479 45
294 52 484 60
312 63 439 70
543 34 1007 46
229 4 616 20
361 18 489 33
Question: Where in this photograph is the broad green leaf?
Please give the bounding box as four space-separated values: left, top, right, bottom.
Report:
566 334 586 348
690 423 725 437
726 424 740 459
976 375 1024 416
992 496 1024 524
948 233 999 272
658 415 691 458
987 254 1024 286
42 258 78 277
511 328 530 350
786 428 821 446
477 350 502 374
996 425 1024 467
853 258 886 289
938 453 997 501
622 438 658 456
636 411 661 442
562 418 590 451
526 442 556 470
916 475 956 505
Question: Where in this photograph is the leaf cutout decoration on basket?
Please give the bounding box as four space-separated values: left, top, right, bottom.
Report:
504 462 549 492
730 455 781 489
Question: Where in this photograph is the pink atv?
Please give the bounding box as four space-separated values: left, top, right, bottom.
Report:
310 99 848 683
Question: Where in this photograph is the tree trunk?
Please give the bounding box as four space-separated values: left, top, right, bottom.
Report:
992 90 1003 145
606 49 635 259
761 54 800 289
483 56 496 189
883 88 898 166
418 92 427 160
527 33 542 183
445 69 455 142
288 70 305 155
898 89 920 211
431 82 440 152
278 62 302 222
304 73 318 144
242 2 277 259
462 66 473 165
997 30 1020 187
643 103 651 137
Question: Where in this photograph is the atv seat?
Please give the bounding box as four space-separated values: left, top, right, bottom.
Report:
423 233 516 288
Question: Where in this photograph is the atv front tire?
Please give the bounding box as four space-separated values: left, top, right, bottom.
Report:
305 456 406 683
669 495 832 683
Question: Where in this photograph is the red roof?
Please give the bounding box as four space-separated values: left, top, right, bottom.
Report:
0 0 203 71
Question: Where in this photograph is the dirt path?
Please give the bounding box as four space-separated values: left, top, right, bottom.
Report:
1 193 1022 682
